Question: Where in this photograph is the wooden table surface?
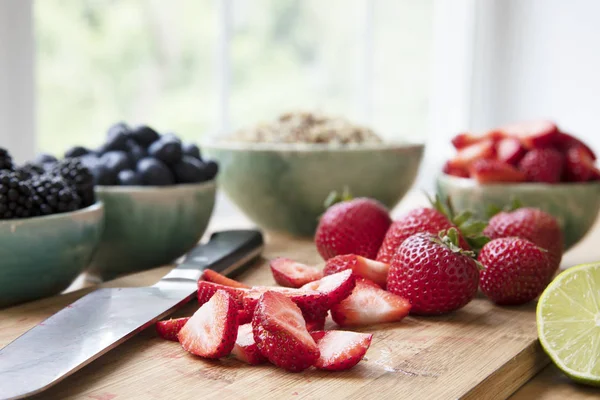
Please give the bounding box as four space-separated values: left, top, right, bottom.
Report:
6 192 600 399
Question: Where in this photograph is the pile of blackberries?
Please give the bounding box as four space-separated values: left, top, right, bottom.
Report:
0 149 93 220
66 123 218 186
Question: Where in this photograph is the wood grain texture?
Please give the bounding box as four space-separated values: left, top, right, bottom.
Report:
1 235 548 400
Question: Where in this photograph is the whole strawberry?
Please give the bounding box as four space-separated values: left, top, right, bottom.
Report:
315 197 391 260
376 207 466 264
518 148 565 183
387 229 480 315
483 207 563 276
478 237 551 305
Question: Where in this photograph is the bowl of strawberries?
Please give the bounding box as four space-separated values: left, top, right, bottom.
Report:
437 120 600 250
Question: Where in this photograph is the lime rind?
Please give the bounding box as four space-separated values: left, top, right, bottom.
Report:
537 262 600 386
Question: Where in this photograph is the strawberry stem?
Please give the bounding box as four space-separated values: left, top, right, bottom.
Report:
323 186 354 209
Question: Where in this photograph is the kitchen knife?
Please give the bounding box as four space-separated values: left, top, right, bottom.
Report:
0 229 264 400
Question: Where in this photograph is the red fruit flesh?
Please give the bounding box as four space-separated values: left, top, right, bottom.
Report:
270 257 323 288
469 159 527 183
479 237 551 305
499 120 559 149
483 208 563 276
156 317 190 342
315 198 391 260
376 207 465 264
564 145 600 182
311 330 373 371
443 160 470 178
197 281 247 307
496 137 526 165
447 139 496 170
231 323 266 365
305 313 327 331
244 286 329 322
300 269 356 312
323 254 389 288
252 291 320 372
518 148 565 183
554 132 596 160
330 278 411 326
387 233 479 315
178 290 239 359
201 269 250 289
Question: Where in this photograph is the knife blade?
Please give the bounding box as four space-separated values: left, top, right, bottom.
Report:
0 229 264 400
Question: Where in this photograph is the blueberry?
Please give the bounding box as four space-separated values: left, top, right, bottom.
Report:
148 137 183 165
90 164 117 185
129 125 159 148
99 124 130 154
137 158 175 186
125 139 147 164
161 132 182 143
78 153 99 169
182 143 201 160
100 151 132 175
64 146 91 158
117 169 143 186
205 160 219 180
172 156 209 183
34 154 57 165
107 122 130 140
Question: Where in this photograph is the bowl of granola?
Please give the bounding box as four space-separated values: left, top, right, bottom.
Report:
204 111 424 236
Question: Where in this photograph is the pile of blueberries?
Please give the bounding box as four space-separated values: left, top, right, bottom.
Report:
66 123 218 186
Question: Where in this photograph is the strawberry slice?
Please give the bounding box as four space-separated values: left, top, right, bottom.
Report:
305 313 327 331
323 254 389 288
469 159 527 183
178 290 239 359
564 145 600 182
451 131 504 149
231 323 266 365
270 257 323 288
197 281 247 307
447 139 496 171
243 286 329 322
301 269 356 313
499 120 559 149
518 148 565 183
155 317 190 342
330 278 411 327
442 160 469 178
310 330 373 371
555 132 596 160
496 137 526 165
252 291 320 372
202 269 250 289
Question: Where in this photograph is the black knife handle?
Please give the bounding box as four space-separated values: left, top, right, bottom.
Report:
177 230 264 276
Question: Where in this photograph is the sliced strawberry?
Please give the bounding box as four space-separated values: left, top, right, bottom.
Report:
300 269 356 312
469 159 527 183
496 137 526 165
451 131 504 149
447 139 496 171
178 290 239 359
311 330 373 371
201 269 250 289
231 323 266 365
499 120 559 149
564 145 600 182
243 286 328 322
330 278 411 327
323 254 389 288
518 148 565 183
554 132 596 160
197 281 247 307
305 313 327 331
269 257 323 288
252 291 320 372
156 317 190 342
442 160 469 178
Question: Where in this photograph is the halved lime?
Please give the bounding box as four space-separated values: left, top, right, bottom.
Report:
537 262 600 386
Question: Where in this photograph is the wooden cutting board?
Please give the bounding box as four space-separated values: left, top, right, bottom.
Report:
0 234 549 400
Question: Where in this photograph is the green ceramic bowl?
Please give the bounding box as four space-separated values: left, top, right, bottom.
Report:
204 142 424 236
0 203 104 308
436 174 600 250
89 182 216 280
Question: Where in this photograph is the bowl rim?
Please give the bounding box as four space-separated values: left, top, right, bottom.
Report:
202 140 424 152
95 180 216 193
437 173 600 188
0 201 104 227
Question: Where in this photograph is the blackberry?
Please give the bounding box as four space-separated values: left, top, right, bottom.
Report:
29 174 81 215
0 148 14 171
50 158 95 207
14 163 45 181
0 171 34 219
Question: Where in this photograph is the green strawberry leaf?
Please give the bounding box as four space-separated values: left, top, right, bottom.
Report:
323 186 354 210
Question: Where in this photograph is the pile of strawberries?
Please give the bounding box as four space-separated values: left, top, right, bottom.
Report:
154 193 565 373
444 120 600 183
